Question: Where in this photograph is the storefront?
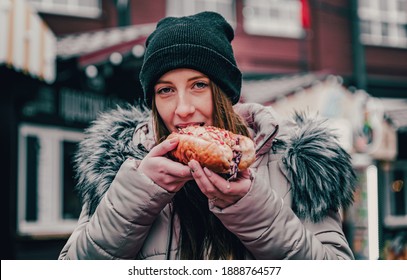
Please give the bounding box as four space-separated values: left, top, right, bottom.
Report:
2 0 152 259
1 0 57 259
375 99 407 260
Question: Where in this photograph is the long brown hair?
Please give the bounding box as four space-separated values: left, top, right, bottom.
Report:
152 82 250 259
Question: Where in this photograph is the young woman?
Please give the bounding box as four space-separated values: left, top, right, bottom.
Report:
59 11 356 260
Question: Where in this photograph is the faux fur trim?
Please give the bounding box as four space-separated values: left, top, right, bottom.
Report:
74 104 356 222
74 104 150 215
282 112 357 222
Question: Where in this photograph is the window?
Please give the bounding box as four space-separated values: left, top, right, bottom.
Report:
383 161 407 227
242 0 303 38
166 0 236 26
28 0 101 18
358 0 407 48
17 124 84 237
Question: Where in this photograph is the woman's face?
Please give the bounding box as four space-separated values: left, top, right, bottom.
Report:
154 68 214 132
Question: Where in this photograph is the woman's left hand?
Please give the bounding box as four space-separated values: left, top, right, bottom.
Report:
188 159 252 209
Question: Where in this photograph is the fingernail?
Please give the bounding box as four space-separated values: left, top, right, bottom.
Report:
169 137 178 144
188 160 196 169
204 167 212 177
189 160 199 173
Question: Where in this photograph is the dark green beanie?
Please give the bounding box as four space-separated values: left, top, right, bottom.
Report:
139 11 242 107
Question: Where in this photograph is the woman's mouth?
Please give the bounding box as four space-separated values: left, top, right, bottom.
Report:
175 122 205 130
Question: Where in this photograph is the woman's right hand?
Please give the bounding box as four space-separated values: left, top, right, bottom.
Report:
138 137 193 193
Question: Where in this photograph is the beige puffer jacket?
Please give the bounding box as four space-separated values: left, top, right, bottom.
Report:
58 103 355 260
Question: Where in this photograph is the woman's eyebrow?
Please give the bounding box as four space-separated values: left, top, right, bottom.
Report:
188 75 209 81
155 79 172 85
156 75 209 84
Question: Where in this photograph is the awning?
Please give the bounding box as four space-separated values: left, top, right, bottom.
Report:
57 24 154 67
241 72 328 104
0 0 56 83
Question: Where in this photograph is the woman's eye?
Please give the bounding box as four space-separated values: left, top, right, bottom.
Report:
194 82 208 89
156 87 173 95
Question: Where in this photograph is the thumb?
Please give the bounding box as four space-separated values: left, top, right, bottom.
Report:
148 137 179 157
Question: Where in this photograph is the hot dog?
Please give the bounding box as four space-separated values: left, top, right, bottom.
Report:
167 125 255 179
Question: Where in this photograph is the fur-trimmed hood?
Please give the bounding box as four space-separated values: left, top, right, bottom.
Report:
74 103 356 222
74 104 151 215
281 111 356 222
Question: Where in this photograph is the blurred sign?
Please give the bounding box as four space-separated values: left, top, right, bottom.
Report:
59 87 127 124
0 0 56 83
21 86 128 126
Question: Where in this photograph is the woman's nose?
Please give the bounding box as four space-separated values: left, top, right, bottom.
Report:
175 94 195 118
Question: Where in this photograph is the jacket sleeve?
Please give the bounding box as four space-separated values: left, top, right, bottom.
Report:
58 158 174 260
212 163 354 260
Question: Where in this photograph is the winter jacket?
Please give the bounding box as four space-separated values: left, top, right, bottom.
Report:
58 102 356 260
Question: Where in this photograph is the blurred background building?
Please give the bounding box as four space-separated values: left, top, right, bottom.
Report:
1 0 406 260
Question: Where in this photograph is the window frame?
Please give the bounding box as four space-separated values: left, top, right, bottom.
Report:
242 0 304 38
358 0 407 48
17 123 84 237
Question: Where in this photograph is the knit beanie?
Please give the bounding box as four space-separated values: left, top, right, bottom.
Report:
139 11 242 107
